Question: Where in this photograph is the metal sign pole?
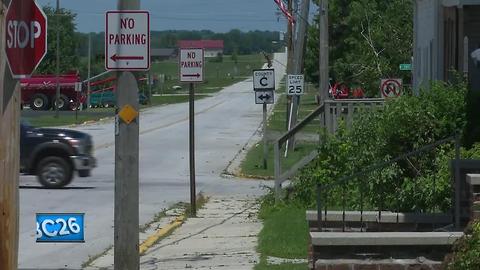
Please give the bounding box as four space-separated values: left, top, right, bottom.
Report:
189 82 196 216
263 103 268 169
87 33 92 109
55 0 60 118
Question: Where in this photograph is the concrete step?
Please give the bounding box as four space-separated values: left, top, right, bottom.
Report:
306 210 452 224
310 232 463 246
310 231 463 263
306 210 453 232
314 258 443 270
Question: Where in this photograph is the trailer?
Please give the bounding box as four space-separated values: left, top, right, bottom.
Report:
88 76 149 108
21 72 85 111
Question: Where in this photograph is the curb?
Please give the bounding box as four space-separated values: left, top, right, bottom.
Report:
139 214 186 255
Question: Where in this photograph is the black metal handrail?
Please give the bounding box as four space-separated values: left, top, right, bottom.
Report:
316 134 462 233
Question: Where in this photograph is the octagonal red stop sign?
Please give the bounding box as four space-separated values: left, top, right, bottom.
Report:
5 0 47 78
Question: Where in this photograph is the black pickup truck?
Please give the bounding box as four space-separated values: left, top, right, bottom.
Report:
20 122 96 188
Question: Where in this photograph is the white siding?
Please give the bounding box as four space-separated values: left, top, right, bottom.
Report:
413 0 443 92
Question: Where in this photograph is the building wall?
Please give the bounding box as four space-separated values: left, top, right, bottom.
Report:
204 49 223 58
465 5 480 91
413 0 444 92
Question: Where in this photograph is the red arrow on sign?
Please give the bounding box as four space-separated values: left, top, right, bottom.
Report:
182 73 201 78
110 54 145 62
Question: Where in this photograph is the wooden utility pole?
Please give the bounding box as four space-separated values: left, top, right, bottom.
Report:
286 0 294 129
287 0 310 152
0 0 20 268
319 0 329 101
114 1 140 270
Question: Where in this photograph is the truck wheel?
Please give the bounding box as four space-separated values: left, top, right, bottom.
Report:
30 94 49 111
36 156 73 188
78 170 91 177
52 95 69 111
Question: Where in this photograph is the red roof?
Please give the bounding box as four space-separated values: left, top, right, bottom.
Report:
178 40 224 49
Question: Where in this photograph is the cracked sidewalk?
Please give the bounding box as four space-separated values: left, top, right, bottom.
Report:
86 195 262 270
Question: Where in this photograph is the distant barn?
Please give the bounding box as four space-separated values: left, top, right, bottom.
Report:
177 40 224 58
151 48 178 62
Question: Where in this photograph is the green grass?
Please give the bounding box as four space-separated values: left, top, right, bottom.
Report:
22 109 114 127
255 199 309 270
239 82 321 178
241 142 318 178
255 262 308 270
22 95 209 127
269 84 320 133
149 54 266 95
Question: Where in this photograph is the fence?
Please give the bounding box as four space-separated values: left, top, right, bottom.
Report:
316 135 463 232
274 98 385 201
323 98 384 134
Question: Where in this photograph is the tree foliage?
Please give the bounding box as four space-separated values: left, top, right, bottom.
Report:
444 219 480 269
36 6 78 74
305 0 413 96
75 29 283 58
291 81 468 211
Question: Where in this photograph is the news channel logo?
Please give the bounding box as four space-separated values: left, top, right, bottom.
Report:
36 213 85 243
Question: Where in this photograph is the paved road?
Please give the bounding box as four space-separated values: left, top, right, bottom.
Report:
18 52 286 269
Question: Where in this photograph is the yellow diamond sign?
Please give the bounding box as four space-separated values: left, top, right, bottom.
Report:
118 104 138 124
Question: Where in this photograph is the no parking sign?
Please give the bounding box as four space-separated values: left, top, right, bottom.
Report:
380 79 403 98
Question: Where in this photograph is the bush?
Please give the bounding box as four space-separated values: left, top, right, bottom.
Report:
291 81 468 211
444 220 480 270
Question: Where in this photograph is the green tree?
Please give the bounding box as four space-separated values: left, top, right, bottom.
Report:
36 6 78 74
231 48 238 64
305 0 413 96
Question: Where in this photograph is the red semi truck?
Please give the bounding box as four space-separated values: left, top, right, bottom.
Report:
20 72 86 111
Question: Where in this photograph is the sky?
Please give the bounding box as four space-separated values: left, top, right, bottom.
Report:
36 0 316 34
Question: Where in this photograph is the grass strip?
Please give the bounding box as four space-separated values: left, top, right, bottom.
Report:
255 196 309 269
240 142 318 178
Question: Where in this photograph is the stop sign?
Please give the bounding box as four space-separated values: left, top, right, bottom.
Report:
5 0 47 78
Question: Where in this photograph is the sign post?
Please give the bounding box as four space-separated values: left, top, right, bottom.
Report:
180 48 204 216
253 69 275 169
2 1 47 269
107 1 148 269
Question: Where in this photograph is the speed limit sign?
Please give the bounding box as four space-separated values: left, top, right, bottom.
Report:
287 74 304 95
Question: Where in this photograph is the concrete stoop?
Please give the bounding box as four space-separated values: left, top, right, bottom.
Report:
315 258 442 270
310 232 463 270
308 222 464 270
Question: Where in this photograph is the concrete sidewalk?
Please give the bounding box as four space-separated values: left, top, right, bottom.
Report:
87 195 262 270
